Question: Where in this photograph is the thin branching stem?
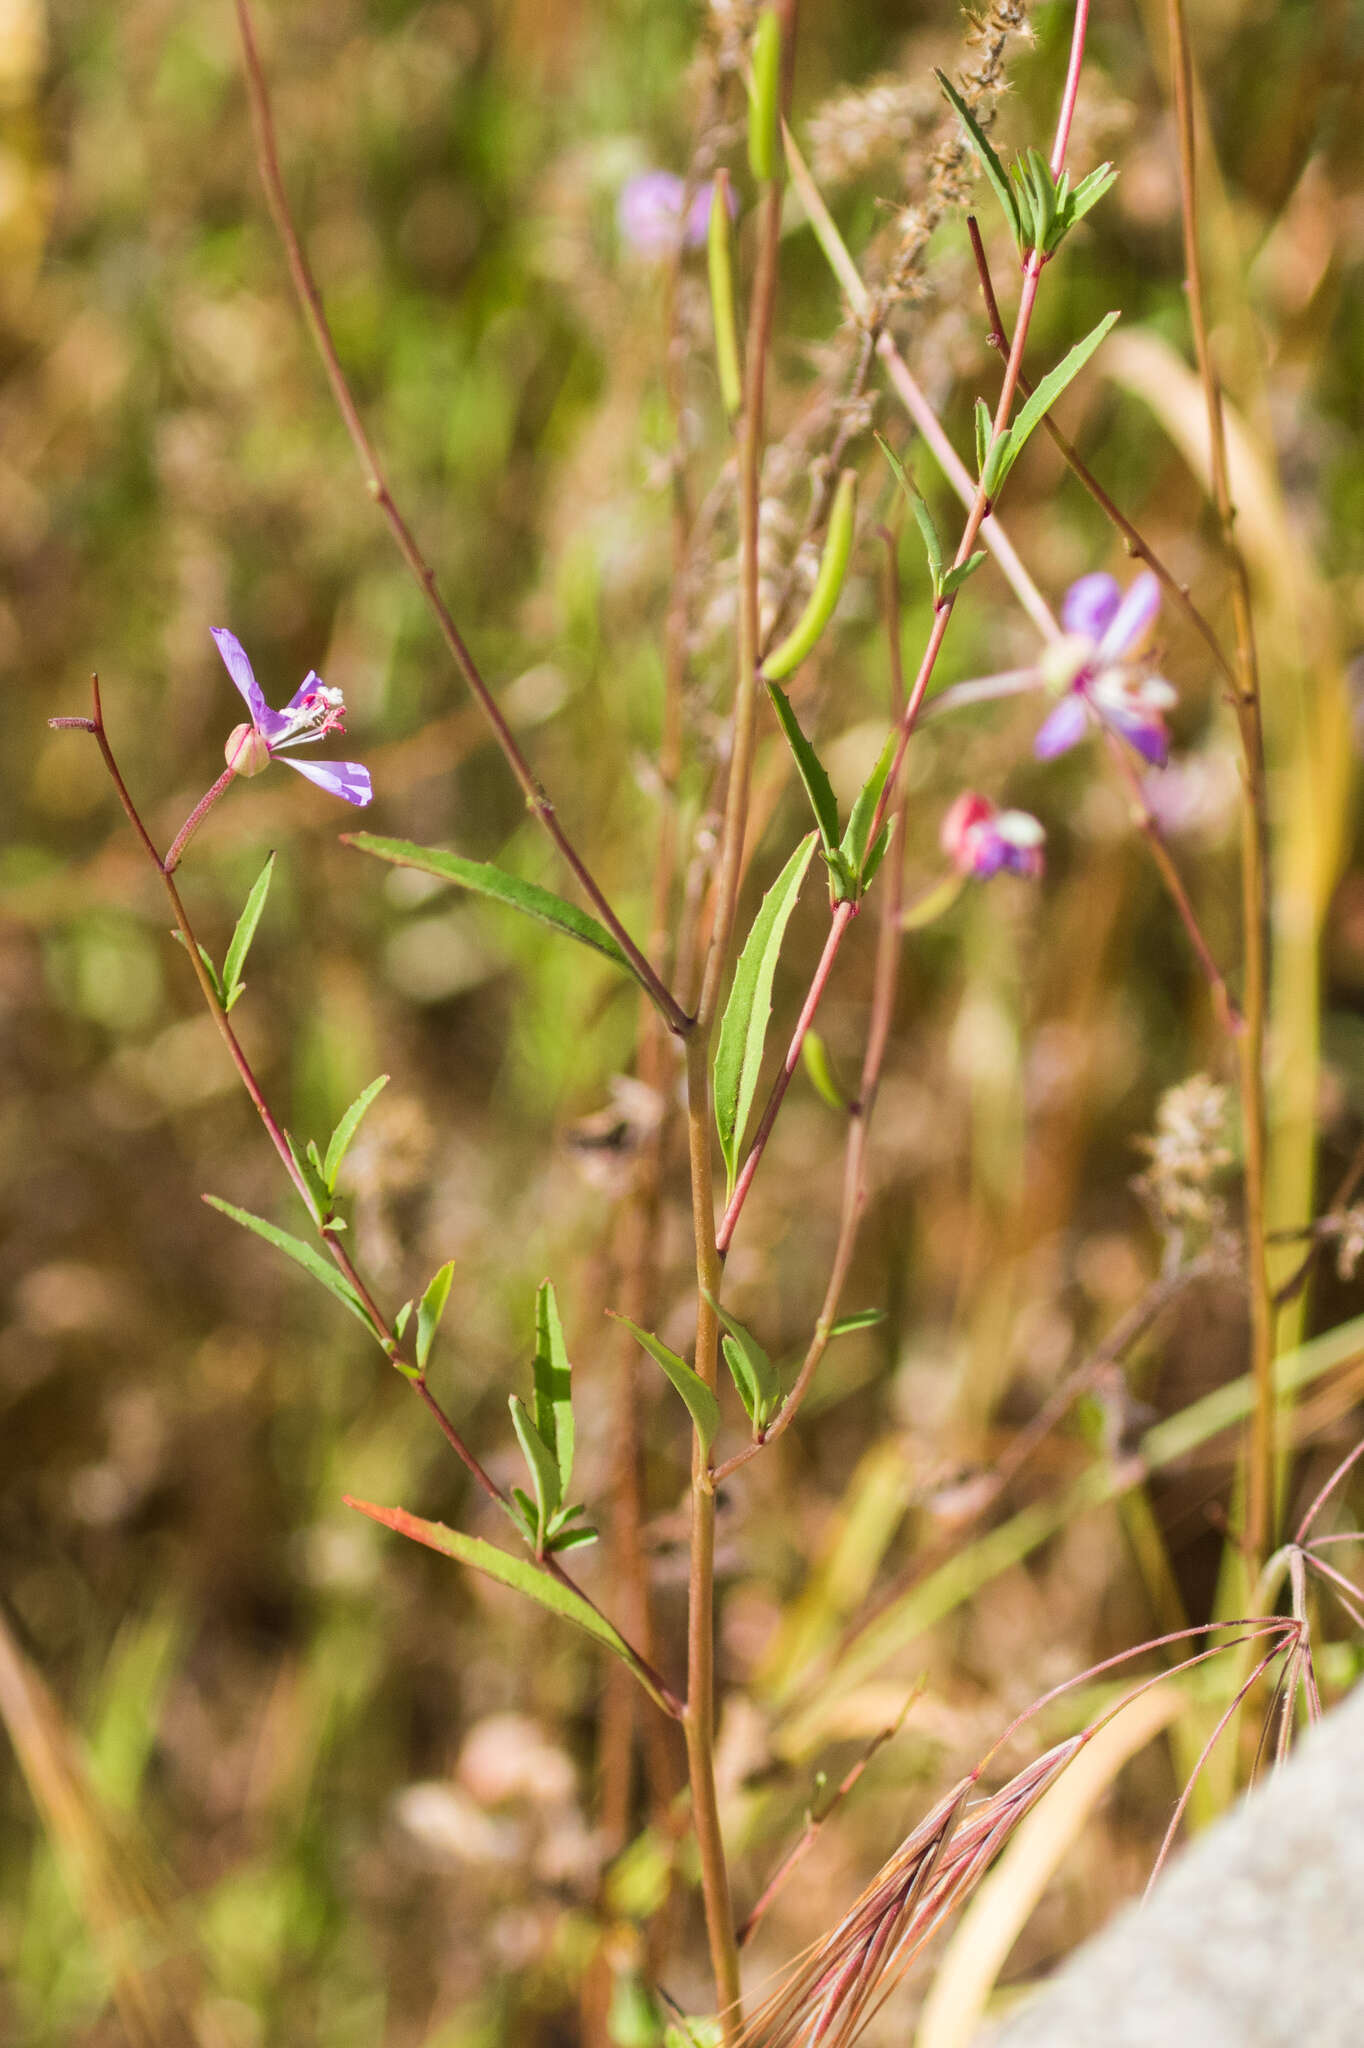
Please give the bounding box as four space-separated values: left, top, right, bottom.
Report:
49 683 681 1723
231 0 686 1035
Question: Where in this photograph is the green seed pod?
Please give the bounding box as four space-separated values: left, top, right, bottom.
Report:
762 469 857 682
747 8 782 185
707 170 742 417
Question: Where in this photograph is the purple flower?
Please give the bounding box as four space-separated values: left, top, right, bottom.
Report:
941 792 1045 880
213 628 372 806
1033 571 1176 767
618 171 735 258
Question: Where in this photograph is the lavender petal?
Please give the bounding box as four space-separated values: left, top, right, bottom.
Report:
284 669 324 713
211 628 285 737
1107 709 1169 768
1061 573 1121 642
283 757 373 806
1034 692 1089 759
1098 570 1160 662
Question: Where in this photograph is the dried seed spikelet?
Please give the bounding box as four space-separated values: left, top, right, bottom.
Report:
1133 1075 1233 1234
808 75 941 189
867 0 1033 310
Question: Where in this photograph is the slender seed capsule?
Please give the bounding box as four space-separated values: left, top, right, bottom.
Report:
747 8 782 185
762 470 857 682
707 170 743 418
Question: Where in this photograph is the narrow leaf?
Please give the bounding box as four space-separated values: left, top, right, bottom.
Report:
533 1279 574 1501
203 1195 375 1334
221 852 275 1007
546 1524 599 1555
393 1300 414 1341
508 1487 540 1546
937 551 988 600
994 311 1121 489
859 816 894 893
1068 162 1118 228
713 833 817 1191
170 929 224 1005
829 1309 885 1336
981 424 1012 497
611 1313 720 1455
766 687 840 853
416 1258 455 1372
936 69 1020 246
344 835 632 973
974 397 992 480
345 1497 674 1713
509 1394 561 1541
839 733 896 883
802 1028 848 1111
283 1131 329 1220
721 1336 761 1427
323 1073 390 1193
875 434 943 594
707 1294 783 1431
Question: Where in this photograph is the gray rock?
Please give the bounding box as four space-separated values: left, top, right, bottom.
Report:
987 1680 1364 2047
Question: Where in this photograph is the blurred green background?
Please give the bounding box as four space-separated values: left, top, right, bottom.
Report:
3 0 1364 2042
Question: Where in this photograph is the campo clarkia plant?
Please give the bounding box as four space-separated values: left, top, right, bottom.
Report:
37 0 1364 2041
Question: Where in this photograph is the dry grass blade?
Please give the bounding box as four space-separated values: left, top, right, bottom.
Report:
0 1609 210 2048
735 1747 1084 2047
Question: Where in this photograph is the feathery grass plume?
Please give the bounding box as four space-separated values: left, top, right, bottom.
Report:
873 1 1033 309
1133 1074 1233 1238
807 75 943 190
734 1600 1342 2048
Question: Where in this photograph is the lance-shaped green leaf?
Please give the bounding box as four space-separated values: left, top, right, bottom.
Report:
766 687 839 855
416 1258 455 1371
705 1292 783 1432
322 1073 389 1193
991 311 1121 491
839 733 896 888
221 852 275 1011
936 68 1021 247
533 1279 574 1502
345 1497 676 1714
763 470 857 682
802 1028 848 1111
344 835 632 973
713 833 817 1191
876 434 944 596
1067 161 1118 231
171 929 225 1006
203 1195 376 1335
281 1131 329 1222
611 1313 720 1455
937 552 988 601
829 1308 886 1336
974 397 994 482
509 1394 561 1546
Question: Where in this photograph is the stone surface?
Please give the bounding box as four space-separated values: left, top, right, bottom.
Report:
987 1680 1364 2047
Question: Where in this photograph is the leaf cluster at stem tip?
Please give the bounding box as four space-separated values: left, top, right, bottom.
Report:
936 69 1117 258
504 1281 597 1556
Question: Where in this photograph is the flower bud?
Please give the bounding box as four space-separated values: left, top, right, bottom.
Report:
225 722 271 777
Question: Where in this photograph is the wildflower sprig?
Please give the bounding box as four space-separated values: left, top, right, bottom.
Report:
936 69 1116 258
